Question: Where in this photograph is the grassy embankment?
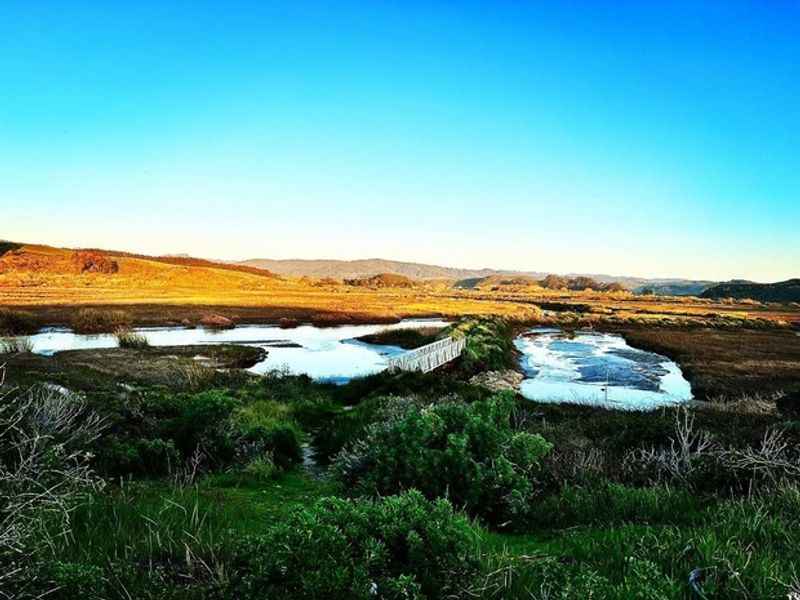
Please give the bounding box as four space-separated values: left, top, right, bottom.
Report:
2 317 800 598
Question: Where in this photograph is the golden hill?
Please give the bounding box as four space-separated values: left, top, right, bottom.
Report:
0 243 281 303
0 242 540 323
1 242 797 329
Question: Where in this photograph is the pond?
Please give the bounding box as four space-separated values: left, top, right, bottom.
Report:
19 318 450 384
515 328 692 410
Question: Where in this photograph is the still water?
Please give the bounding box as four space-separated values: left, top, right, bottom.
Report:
20 319 449 384
515 328 692 410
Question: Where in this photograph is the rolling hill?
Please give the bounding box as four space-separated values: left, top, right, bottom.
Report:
237 257 714 295
236 258 519 281
701 279 800 303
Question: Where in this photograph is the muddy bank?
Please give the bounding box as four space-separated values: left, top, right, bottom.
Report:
1 344 265 390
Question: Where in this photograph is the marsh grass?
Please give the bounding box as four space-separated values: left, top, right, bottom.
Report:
40 473 335 598
0 336 33 354
0 308 41 335
49 483 236 595
114 328 149 349
71 309 132 334
478 484 800 599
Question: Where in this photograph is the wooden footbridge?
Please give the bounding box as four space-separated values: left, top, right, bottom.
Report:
386 336 466 373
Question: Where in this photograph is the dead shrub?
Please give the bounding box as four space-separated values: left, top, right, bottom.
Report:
0 376 105 586
71 251 119 274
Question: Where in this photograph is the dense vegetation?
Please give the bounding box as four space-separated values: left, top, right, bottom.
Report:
344 272 416 288
701 277 800 303
0 308 41 335
334 393 552 526
539 274 626 292
448 316 516 375
2 316 800 599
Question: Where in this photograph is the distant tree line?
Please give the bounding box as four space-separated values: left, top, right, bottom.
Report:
538 274 626 292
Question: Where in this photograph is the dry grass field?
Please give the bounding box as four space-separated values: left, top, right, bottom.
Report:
2 242 799 331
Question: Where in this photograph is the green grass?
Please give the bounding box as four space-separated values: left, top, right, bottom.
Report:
478 484 800 599
11 334 800 599
40 471 337 598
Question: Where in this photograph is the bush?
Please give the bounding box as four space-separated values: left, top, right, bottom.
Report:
226 491 481 599
237 422 303 469
0 308 41 335
242 453 280 481
115 328 150 349
168 389 239 465
71 251 119 274
99 437 181 477
71 309 132 334
89 381 311 478
448 317 515 375
334 393 552 527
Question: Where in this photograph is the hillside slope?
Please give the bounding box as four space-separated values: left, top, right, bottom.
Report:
237 257 515 281
0 242 282 305
238 257 714 294
701 279 800 303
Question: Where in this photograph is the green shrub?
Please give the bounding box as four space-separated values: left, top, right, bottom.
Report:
243 453 280 482
238 422 303 469
89 383 309 477
0 308 41 335
169 389 239 464
235 372 338 429
448 317 515 375
334 393 552 527
99 437 181 476
226 490 481 599
71 309 132 334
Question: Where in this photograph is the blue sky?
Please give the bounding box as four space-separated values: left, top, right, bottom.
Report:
1 1 798 281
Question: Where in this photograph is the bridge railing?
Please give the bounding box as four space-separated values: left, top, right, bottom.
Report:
386 336 466 373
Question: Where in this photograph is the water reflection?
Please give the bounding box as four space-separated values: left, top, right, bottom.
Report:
515 328 692 410
20 319 450 383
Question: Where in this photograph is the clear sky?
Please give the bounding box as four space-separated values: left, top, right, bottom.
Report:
1 1 798 281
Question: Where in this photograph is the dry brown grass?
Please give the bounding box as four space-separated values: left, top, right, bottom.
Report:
1 243 798 332
619 327 800 399
71 308 132 334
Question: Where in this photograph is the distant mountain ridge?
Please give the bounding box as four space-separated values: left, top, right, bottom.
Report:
236 258 520 281
236 257 715 295
701 279 800 303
